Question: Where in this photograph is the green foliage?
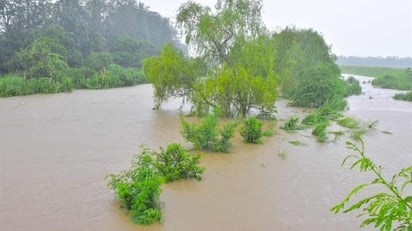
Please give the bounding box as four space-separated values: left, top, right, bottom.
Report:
106 147 163 225
169 1 277 117
111 36 157 68
331 139 412 230
312 122 329 142
349 120 379 141
343 76 362 96
290 63 344 108
86 52 114 72
394 91 412 102
107 143 205 225
13 37 69 78
180 111 237 153
337 117 361 129
176 0 264 66
144 44 199 109
240 117 263 144
340 66 412 90
281 116 304 131
273 28 340 102
0 75 74 97
1 65 146 97
302 101 343 126
154 143 205 183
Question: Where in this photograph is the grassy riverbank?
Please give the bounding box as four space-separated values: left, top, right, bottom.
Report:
340 65 412 102
0 65 146 97
340 65 412 90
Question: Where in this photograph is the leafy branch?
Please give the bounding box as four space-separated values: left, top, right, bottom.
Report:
331 139 412 231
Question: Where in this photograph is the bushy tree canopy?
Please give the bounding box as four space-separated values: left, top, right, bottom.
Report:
147 0 277 117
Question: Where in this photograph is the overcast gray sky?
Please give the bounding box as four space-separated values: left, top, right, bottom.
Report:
141 0 412 57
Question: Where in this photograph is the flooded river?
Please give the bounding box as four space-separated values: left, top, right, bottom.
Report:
1 75 411 230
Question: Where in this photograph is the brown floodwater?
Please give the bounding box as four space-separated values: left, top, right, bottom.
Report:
0 75 411 231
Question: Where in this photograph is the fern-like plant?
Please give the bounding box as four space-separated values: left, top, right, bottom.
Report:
331 139 412 230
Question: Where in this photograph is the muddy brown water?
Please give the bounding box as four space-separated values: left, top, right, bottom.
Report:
0 75 411 231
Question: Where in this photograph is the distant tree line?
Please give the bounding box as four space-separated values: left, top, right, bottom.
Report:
0 0 178 76
336 56 412 68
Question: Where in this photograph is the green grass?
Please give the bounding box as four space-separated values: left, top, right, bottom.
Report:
281 116 304 131
337 117 361 129
340 65 412 90
0 66 146 97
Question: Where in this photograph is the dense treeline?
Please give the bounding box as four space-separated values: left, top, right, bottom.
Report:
336 56 412 68
0 0 178 95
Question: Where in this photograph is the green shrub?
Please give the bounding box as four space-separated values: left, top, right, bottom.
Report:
312 122 329 142
106 147 163 225
180 111 237 153
337 117 360 129
331 139 412 230
302 100 344 126
107 144 205 225
240 117 263 144
124 68 146 85
343 76 362 96
394 91 412 102
215 122 238 152
154 143 204 183
281 116 303 131
0 76 26 96
291 63 344 108
86 52 113 72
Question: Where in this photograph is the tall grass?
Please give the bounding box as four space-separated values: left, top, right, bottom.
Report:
0 65 146 97
0 75 73 96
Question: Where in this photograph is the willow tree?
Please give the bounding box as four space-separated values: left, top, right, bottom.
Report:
144 43 201 109
146 0 277 117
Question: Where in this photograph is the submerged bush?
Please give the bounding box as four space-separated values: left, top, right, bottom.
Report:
312 122 329 142
394 91 412 102
154 143 204 183
107 143 205 225
337 117 360 129
281 116 304 131
106 147 163 225
180 111 237 153
302 100 343 126
240 117 263 144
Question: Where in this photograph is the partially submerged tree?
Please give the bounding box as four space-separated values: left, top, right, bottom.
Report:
146 0 278 117
144 43 200 109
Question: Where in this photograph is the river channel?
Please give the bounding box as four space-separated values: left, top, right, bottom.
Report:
0 74 411 230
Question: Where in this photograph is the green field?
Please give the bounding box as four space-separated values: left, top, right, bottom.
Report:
340 65 412 90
